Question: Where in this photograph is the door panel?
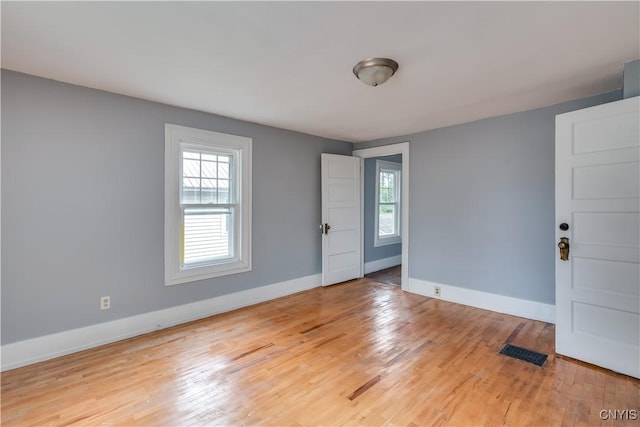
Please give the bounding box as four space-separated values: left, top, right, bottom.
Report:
572 161 639 199
572 111 639 153
573 302 638 344
328 207 356 226
321 154 361 286
572 257 639 296
573 212 639 247
556 96 640 378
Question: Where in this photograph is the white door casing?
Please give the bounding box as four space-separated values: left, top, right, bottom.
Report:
352 143 410 290
321 154 361 286
555 96 639 378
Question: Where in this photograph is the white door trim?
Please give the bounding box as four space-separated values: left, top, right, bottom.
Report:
353 143 409 290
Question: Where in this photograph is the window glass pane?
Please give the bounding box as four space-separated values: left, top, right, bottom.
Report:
379 187 390 203
218 179 230 204
219 163 229 179
181 149 234 205
183 191 199 204
183 158 200 177
378 204 396 236
201 178 215 188
200 179 216 204
182 177 200 204
202 160 217 178
183 177 200 188
379 171 395 203
183 151 200 160
183 207 232 266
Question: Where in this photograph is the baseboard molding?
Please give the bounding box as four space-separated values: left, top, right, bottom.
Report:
406 277 555 324
1 274 321 372
364 255 402 275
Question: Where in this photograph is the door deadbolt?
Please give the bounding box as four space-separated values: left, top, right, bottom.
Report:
558 237 569 261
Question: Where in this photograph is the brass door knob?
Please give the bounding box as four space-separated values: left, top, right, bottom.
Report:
558 237 570 261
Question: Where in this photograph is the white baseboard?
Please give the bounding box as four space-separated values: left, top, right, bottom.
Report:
364 255 402 275
405 277 555 324
1 274 321 372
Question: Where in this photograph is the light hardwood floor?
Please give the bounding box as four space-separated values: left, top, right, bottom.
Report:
2 277 638 426
366 265 401 287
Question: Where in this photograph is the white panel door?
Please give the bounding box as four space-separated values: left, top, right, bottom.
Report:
321 154 361 286
556 96 639 378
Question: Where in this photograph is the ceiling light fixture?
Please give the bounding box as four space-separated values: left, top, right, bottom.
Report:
352 58 399 87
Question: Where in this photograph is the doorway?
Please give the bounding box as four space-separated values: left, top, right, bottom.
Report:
363 154 402 286
353 143 409 290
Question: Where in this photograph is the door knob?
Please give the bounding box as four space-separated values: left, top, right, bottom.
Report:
320 223 331 234
558 237 569 261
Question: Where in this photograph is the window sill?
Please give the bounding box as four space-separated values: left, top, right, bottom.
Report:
165 260 251 286
374 236 401 247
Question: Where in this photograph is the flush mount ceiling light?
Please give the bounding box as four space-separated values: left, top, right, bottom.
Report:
352 58 399 87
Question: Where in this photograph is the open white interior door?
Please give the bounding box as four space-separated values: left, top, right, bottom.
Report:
555 96 639 378
321 154 361 286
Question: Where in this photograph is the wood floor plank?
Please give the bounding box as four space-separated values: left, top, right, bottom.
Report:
2 270 638 426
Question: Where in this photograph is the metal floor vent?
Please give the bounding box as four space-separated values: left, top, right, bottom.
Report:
499 343 548 366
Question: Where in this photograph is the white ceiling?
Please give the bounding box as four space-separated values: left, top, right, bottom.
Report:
2 2 638 143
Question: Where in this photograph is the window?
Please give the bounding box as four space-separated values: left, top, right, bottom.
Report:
165 124 251 285
374 160 401 247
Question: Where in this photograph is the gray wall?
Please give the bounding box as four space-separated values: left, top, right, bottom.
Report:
364 155 402 265
623 59 640 98
356 90 622 304
1 70 352 344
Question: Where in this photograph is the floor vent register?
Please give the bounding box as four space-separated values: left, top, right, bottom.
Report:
499 343 548 366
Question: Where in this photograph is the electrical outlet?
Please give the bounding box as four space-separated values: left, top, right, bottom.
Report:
434 286 441 297
100 296 111 310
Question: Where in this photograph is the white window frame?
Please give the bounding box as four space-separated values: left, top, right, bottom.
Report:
165 124 252 286
374 160 401 247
